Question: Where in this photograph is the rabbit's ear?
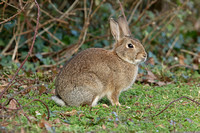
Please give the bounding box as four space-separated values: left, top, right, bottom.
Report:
117 16 131 37
110 18 120 41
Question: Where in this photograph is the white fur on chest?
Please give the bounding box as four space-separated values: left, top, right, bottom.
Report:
123 66 138 91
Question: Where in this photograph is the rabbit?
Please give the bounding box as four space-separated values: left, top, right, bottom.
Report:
52 16 147 107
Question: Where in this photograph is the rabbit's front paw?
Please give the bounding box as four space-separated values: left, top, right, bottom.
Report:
114 102 121 106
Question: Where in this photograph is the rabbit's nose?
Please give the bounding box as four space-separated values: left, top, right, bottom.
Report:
143 53 147 58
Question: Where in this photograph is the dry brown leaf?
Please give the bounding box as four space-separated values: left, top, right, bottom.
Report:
193 52 200 70
38 85 46 95
145 70 157 83
53 118 61 124
38 120 45 128
38 119 52 128
181 101 189 105
178 55 186 65
157 81 166 86
8 99 18 110
0 83 8 93
64 109 77 116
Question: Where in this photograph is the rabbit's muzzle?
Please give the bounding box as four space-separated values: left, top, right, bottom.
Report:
135 52 147 64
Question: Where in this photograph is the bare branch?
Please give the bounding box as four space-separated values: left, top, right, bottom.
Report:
0 0 40 99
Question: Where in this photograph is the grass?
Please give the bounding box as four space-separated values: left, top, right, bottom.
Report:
1 81 200 132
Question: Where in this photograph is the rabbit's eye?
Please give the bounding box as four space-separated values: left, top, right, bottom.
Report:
127 43 134 48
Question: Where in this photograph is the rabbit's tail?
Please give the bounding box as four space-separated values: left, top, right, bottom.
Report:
51 95 66 106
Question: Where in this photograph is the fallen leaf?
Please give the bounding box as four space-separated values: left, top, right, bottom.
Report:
38 120 45 128
181 101 189 105
64 109 77 116
9 99 18 110
178 55 185 65
53 118 61 124
145 70 157 83
157 81 166 86
38 85 46 95
38 119 52 129
0 83 8 93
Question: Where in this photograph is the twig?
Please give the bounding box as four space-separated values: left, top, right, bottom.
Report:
17 0 79 50
142 11 174 44
38 0 94 68
0 2 28 25
1 98 50 121
0 0 40 100
149 14 176 43
31 18 66 46
5 98 31 123
27 99 50 121
141 8 176 30
149 0 189 43
166 36 179 57
167 64 195 71
48 0 64 15
118 0 127 21
1 0 20 10
181 49 200 58
90 0 106 18
12 17 25 61
128 0 142 24
1 33 16 55
62 0 93 59
154 96 200 117
132 0 157 26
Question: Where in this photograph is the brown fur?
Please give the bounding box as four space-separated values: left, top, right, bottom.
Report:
54 16 147 106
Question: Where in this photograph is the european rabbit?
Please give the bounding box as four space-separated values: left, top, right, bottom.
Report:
52 16 147 106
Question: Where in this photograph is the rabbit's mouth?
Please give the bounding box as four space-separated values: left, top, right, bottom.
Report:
123 57 146 65
134 57 146 64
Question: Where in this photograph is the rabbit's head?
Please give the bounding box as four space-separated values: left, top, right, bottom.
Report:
110 16 147 65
